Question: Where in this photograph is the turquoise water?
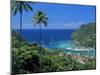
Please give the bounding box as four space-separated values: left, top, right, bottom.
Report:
45 40 96 57
46 40 77 49
16 29 96 57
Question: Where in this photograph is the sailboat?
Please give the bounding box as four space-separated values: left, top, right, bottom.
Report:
50 37 54 45
41 40 45 47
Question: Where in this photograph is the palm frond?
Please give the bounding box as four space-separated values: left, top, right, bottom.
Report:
11 0 33 15
22 3 29 12
26 3 33 11
32 10 48 27
42 20 48 27
13 4 19 15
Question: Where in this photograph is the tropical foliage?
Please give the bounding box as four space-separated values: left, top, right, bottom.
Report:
12 31 96 74
71 23 96 48
11 1 96 74
11 0 33 49
12 1 33 73
32 10 48 27
11 0 33 15
32 10 48 70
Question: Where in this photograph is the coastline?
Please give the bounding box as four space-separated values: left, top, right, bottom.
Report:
66 47 95 51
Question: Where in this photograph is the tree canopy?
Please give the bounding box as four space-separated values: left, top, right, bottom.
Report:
71 23 96 48
12 30 96 74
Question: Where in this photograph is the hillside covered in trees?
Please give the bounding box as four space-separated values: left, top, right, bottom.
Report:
12 30 96 74
71 23 96 48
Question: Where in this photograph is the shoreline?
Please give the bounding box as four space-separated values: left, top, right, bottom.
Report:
66 47 95 51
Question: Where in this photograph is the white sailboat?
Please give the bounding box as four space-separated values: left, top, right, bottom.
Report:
50 37 54 45
41 40 45 47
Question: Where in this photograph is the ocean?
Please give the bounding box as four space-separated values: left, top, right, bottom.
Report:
16 29 75 43
15 29 96 57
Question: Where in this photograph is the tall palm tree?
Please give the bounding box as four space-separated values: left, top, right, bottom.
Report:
11 0 33 72
12 0 33 38
32 10 48 45
32 10 48 71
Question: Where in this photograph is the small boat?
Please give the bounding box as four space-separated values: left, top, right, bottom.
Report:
66 47 72 50
42 45 45 48
50 42 53 45
50 37 54 45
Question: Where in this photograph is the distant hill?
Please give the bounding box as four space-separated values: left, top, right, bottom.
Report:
12 29 96 74
71 23 96 48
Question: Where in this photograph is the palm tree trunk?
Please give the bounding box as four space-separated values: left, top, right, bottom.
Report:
40 23 42 71
20 12 22 43
40 23 42 47
18 7 23 70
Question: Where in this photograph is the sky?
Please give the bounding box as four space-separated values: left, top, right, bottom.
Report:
12 2 96 29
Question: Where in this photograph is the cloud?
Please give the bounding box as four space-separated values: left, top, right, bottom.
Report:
13 22 83 29
40 21 83 29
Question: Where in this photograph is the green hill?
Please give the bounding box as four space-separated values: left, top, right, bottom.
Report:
12 30 96 74
71 23 96 48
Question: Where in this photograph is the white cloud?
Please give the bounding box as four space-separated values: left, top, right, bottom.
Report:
40 21 83 29
12 21 83 29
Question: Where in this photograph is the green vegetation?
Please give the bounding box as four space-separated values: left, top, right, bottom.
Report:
11 0 33 36
32 10 48 27
71 23 96 48
11 0 33 49
32 10 48 70
11 1 96 74
12 31 96 74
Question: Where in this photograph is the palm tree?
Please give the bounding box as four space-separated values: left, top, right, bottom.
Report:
32 10 48 45
11 0 33 72
12 0 33 38
32 10 48 71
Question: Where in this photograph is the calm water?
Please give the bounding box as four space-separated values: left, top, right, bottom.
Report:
16 29 75 43
15 29 96 57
